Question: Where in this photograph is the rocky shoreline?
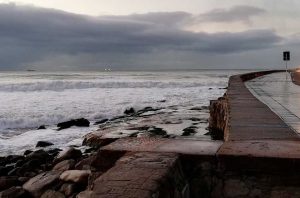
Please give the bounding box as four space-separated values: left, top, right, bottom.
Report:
0 103 215 197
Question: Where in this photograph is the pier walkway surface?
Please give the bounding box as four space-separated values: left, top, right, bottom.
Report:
80 70 300 198
246 72 300 134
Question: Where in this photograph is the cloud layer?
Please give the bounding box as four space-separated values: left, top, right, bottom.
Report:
199 5 266 23
0 3 286 70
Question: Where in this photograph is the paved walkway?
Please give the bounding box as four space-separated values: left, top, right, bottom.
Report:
246 72 300 134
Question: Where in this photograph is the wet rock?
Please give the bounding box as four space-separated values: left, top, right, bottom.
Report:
124 107 135 115
0 186 27 198
148 126 167 136
182 126 197 136
87 172 102 189
18 177 30 184
74 158 91 170
128 132 139 138
60 170 91 184
14 159 25 168
224 179 249 197
23 150 33 156
41 190 65 198
0 167 9 176
59 183 78 196
7 168 21 176
55 148 82 163
0 176 19 191
26 150 51 163
76 191 92 198
36 141 54 148
82 135 117 148
91 150 125 172
23 172 37 178
23 171 61 197
37 125 46 130
53 160 75 171
4 165 14 174
5 155 24 165
22 159 41 170
94 119 109 125
57 118 90 130
83 147 97 154
48 148 62 157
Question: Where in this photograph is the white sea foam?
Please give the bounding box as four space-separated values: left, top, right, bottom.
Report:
0 80 228 92
0 70 244 155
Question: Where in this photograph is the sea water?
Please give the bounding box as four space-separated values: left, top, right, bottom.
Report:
0 70 245 155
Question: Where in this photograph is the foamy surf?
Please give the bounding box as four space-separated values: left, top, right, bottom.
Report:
0 70 242 155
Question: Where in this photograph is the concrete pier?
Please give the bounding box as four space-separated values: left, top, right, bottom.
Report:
84 70 300 198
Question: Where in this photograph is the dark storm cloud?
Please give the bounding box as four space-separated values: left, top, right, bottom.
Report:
199 5 266 23
0 3 281 70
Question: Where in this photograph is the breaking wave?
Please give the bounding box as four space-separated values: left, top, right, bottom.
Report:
0 79 227 92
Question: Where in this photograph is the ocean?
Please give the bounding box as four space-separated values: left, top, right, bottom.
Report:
0 70 245 155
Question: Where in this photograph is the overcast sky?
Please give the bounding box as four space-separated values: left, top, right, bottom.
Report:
0 0 299 71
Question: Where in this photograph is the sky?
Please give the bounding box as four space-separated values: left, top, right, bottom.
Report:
0 0 299 71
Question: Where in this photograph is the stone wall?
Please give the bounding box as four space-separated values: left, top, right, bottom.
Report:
208 96 228 140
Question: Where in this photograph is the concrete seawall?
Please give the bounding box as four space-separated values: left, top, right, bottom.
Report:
81 70 300 198
209 70 300 197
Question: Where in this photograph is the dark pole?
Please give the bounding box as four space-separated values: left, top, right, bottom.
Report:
286 60 288 80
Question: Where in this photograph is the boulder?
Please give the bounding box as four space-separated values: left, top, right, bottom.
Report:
75 157 94 170
18 177 29 184
0 167 9 176
37 125 46 130
23 172 37 178
124 107 135 115
60 170 91 183
55 148 82 163
5 155 24 164
0 186 27 198
23 150 33 156
0 176 19 191
7 168 21 177
57 118 90 130
91 150 125 172
53 160 75 171
41 190 65 198
19 159 42 173
82 135 116 148
182 126 197 136
76 191 92 198
59 183 78 196
47 148 62 157
26 150 51 163
23 171 61 197
36 141 54 148
0 159 5 167
148 126 167 136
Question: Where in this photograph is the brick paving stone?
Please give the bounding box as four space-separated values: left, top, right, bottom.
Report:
89 152 184 198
